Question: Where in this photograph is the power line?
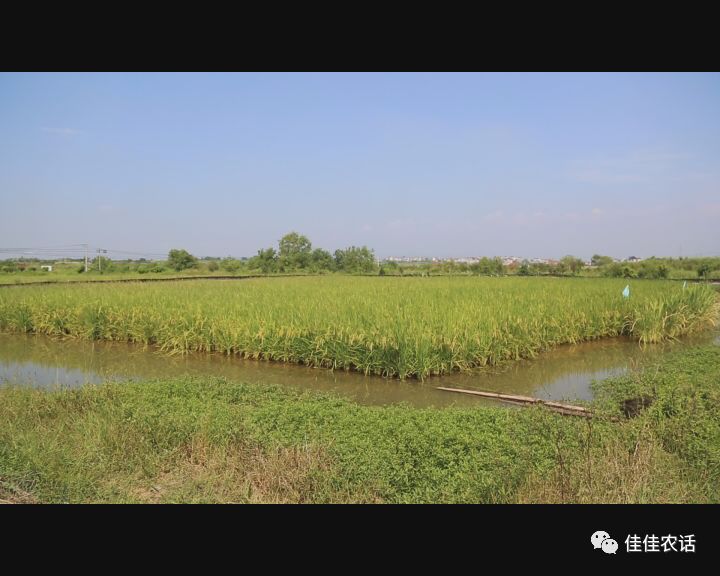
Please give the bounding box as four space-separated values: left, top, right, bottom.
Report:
0 245 170 261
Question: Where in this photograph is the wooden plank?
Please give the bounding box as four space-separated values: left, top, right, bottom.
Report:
542 401 590 413
436 386 592 416
436 387 539 403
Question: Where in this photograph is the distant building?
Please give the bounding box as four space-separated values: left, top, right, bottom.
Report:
40 265 53 272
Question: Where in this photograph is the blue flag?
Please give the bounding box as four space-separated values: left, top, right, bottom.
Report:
622 285 630 298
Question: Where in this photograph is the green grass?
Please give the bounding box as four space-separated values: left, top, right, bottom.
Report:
0 277 717 379
1 345 718 503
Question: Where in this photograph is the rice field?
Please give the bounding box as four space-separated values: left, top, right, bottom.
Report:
0 277 717 379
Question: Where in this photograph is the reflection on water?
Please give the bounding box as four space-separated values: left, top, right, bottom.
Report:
436 332 720 401
0 331 718 408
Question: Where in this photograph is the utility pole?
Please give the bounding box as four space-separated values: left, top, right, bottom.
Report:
83 243 88 272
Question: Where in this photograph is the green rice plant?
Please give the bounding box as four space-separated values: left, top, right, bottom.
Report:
0 277 717 379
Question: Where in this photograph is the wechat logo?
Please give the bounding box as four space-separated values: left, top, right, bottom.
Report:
592 531 618 554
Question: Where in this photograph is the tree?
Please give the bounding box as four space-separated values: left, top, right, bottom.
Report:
278 232 312 270
471 256 504 276
560 255 585 275
221 258 242 273
603 262 623 278
167 249 198 271
309 248 334 272
591 254 614 267
334 246 377 273
637 261 669 279
249 248 277 273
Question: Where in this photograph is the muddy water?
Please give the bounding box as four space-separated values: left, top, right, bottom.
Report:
0 331 718 408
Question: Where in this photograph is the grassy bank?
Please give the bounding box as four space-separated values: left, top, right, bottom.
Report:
0 270 260 285
0 277 717 379
1 345 718 503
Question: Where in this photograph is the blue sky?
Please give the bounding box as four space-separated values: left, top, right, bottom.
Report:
1 72 718 260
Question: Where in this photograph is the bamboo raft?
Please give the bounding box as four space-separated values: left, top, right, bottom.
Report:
436 387 593 417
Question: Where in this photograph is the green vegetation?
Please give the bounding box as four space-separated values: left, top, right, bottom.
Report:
388 255 720 280
698 262 712 280
333 246 376 274
591 254 614 267
0 277 716 379
560 255 585 275
3 242 718 285
602 260 669 279
596 256 720 280
278 231 312 270
0 231 379 284
0 257 234 285
249 233 377 274
167 249 198 272
2 345 718 503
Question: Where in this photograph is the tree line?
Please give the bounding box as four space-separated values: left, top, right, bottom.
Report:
168 232 377 274
2 242 719 280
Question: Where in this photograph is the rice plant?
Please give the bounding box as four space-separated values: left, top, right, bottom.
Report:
0 277 716 379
